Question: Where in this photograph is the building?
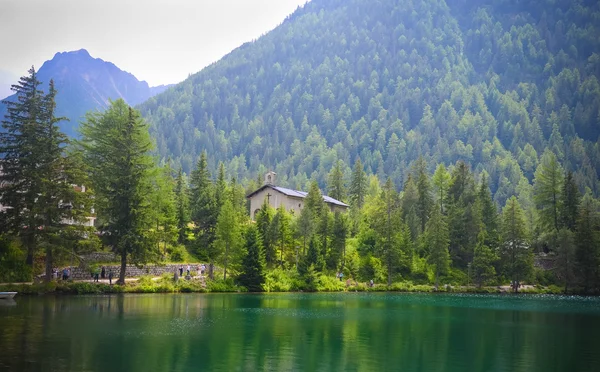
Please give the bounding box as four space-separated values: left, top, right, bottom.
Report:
247 171 349 220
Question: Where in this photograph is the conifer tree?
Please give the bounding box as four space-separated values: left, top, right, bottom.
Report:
424 208 450 290
559 170 580 231
305 180 324 218
174 168 190 244
152 163 178 257
215 162 227 207
401 175 420 242
327 159 346 202
329 212 348 270
414 158 433 235
533 149 563 233
471 233 498 288
478 174 499 249
556 228 576 293
349 158 367 209
238 225 266 292
255 200 276 266
295 205 315 256
575 204 599 293
270 205 291 268
1 68 47 266
500 197 533 293
189 151 218 259
79 100 156 284
432 163 450 213
215 199 241 280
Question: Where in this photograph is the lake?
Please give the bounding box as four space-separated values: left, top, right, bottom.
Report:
0 293 599 371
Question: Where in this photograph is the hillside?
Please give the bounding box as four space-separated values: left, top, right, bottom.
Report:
1 49 173 136
139 0 600 205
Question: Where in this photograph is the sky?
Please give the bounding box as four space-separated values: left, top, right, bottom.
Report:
0 0 308 97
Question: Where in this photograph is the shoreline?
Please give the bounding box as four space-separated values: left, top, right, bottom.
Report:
1 280 591 296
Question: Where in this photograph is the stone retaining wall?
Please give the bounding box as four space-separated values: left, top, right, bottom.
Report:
53 263 207 280
80 252 118 263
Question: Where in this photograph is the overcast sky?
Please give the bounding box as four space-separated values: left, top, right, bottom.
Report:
0 0 308 97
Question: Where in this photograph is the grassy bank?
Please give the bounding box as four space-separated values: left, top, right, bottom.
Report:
0 274 570 295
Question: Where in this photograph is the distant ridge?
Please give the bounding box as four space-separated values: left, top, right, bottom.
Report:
0 49 174 137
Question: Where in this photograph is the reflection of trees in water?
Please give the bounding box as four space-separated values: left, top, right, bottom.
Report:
0 295 599 371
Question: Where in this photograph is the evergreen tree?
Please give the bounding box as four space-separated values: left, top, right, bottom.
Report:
152 163 178 258
238 225 266 292
305 180 324 218
255 200 276 266
295 205 315 256
533 149 563 233
555 228 576 293
401 175 420 242
327 159 346 202
79 100 157 284
299 236 323 276
189 151 218 260
270 205 291 268
329 212 348 270
575 204 599 293
559 171 580 231
478 174 500 249
174 168 190 244
349 158 367 209
471 233 498 288
500 197 533 293
432 163 450 213
1 67 47 266
414 158 433 235
317 207 332 271
424 208 450 290
215 199 241 280
215 162 227 207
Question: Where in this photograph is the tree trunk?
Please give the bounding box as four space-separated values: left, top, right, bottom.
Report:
118 249 127 285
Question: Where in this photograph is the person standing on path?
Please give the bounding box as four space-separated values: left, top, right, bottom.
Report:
179 266 183 276
186 265 190 276
101 266 106 279
108 270 114 285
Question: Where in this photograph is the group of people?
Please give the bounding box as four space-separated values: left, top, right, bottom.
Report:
91 266 114 284
52 267 71 281
177 264 207 277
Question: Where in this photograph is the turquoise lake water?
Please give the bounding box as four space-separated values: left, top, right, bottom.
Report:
0 293 599 371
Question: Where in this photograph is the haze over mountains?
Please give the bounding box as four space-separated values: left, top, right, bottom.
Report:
139 0 600 205
0 49 173 136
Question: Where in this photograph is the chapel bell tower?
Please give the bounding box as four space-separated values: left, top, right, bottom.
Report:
264 171 277 186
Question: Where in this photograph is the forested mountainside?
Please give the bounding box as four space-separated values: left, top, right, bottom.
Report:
0 49 172 137
139 0 600 206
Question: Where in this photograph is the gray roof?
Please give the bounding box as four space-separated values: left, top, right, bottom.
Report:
247 185 349 208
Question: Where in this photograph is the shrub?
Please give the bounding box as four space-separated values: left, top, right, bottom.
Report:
263 268 298 292
206 277 245 292
316 274 345 292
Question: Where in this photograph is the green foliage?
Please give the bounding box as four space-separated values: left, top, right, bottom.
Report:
237 225 266 292
0 236 32 282
500 197 534 292
79 99 158 283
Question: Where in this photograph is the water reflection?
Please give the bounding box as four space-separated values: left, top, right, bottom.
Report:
0 293 599 371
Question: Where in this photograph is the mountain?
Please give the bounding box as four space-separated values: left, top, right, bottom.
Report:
140 0 600 205
1 49 173 136
0 69 17 100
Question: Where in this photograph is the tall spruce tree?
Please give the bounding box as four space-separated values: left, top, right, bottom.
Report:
478 174 500 249
575 204 599 293
471 232 498 288
238 225 266 292
533 149 563 233
327 159 346 202
349 158 367 209
270 205 291 268
215 199 241 280
559 171 580 231
1 69 89 279
255 200 276 266
500 197 533 293
189 151 218 260
174 168 190 244
414 158 433 235
432 163 450 213
329 212 348 271
424 207 450 290
555 228 576 293
79 100 157 284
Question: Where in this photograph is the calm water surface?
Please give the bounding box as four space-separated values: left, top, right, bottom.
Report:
0 293 599 371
